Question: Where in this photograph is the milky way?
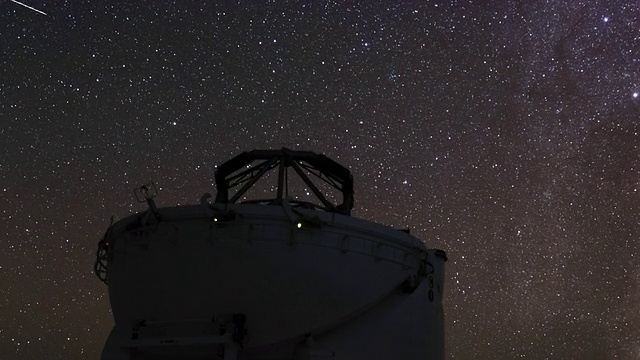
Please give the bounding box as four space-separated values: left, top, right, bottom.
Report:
1 1 638 359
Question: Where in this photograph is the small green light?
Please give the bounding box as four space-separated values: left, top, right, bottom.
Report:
297 222 302 228
213 217 218 222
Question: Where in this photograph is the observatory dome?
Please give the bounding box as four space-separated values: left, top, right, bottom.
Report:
95 149 447 360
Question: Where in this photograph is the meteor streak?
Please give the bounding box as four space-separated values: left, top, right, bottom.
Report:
10 0 47 16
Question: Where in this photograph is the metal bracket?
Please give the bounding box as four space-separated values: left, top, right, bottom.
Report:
134 182 161 221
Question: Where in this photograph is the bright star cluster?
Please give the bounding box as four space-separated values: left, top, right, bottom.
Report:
1 1 638 359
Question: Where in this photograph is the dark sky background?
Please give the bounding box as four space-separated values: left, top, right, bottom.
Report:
1 0 639 359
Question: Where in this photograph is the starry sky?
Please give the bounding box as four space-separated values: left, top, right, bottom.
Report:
1 0 639 359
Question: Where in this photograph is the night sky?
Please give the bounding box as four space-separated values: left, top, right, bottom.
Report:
1 0 639 359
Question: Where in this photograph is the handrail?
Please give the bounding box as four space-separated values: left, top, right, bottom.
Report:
94 217 113 284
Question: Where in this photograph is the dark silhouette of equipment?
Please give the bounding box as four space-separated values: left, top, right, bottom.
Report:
95 148 447 360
